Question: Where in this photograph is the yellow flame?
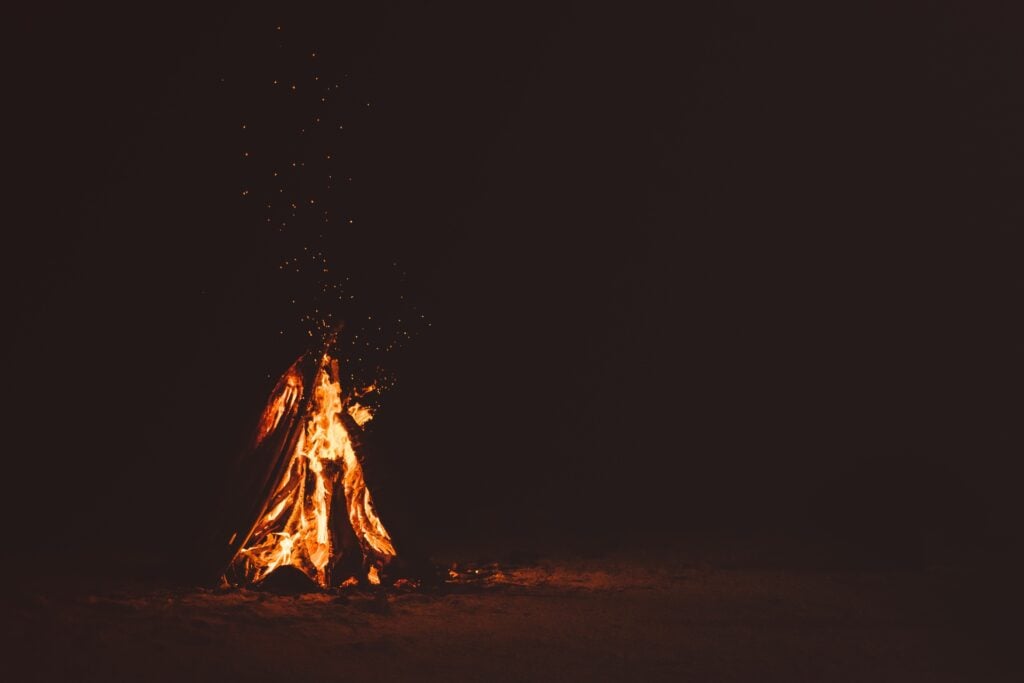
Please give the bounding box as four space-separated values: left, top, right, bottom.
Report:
229 354 396 587
347 402 374 426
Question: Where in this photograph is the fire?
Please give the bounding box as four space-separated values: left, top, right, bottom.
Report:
226 353 396 587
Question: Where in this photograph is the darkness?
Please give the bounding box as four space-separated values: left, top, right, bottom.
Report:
3 2 1021 574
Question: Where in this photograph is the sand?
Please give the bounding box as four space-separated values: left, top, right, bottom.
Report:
3 550 1014 682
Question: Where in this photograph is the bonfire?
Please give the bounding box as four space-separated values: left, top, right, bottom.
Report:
219 330 397 589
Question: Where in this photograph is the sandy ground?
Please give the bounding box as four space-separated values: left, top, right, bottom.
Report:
2 549 1016 682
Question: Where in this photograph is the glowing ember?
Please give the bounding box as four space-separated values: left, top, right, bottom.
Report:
226 353 396 587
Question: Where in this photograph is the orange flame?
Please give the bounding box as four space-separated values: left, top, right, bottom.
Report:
227 353 396 587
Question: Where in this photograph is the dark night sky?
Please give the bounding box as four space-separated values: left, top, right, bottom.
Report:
3 2 1021 571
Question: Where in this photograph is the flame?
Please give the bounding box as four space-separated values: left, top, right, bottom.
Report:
347 402 374 426
227 353 396 587
254 367 303 446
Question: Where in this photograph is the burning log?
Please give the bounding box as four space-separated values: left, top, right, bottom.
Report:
255 565 323 595
213 329 397 589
